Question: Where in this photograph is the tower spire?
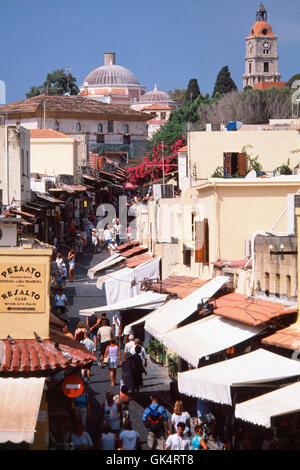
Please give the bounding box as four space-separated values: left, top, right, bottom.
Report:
256 2 267 22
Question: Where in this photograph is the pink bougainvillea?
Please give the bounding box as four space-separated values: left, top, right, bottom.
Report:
126 137 186 186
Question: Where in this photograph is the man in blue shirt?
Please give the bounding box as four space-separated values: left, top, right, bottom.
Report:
142 394 170 450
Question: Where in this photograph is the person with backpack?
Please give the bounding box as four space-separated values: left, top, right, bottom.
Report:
142 394 170 450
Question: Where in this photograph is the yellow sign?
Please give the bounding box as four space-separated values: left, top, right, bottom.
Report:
0 263 46 313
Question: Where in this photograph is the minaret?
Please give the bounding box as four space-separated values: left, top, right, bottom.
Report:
243 4 280 89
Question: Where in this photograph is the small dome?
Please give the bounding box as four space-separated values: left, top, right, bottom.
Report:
138 85 172 104
248 20 275 38
83 64 140 86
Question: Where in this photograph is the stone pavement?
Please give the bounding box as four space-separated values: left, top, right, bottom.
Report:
59 246 175 449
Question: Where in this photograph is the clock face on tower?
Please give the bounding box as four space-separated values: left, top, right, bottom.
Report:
263 41 270 49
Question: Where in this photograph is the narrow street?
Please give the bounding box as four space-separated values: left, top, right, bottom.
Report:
60 245 174 449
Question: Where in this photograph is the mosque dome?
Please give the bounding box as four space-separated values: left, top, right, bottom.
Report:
138 85 173 104
82 52 140 87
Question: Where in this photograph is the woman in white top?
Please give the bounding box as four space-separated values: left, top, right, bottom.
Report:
171 400 191 436
97 318 112 367
103 223 113 254
102 392 122 434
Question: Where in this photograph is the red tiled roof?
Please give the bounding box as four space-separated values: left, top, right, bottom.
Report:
213 293 297 327
168 279 209 298
147 119 166 125
126 254 154 268
143 104 171 110
261 325 300 351
213 259 252 269
0 328 96 373
116 241 140 252
121 246 148 258
30 129 70 139
254 82 286 91
248 21 275 38
151 276 198 295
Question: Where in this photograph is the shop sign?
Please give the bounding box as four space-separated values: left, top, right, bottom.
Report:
0 263 46 313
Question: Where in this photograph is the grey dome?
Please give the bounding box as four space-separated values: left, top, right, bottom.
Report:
138 86 172 104
83 64 140 86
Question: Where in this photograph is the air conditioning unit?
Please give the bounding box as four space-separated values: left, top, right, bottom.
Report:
153 184 174 200
0 223 17 247
287 193 300 234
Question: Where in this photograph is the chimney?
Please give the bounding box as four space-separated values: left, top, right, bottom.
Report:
104 53 116 66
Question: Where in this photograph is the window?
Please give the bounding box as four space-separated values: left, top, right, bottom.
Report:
223 152 247 177
275 273 280 298
26 151 30 177
265 272 270 296
76 122 81 131
97 134 104 144
54 121 60 131
249 63 252 73
262 28 268 35
286 275 291 298
195 219 209 264
263 49 269 55
264 62 269 73
160 112 166 120
21 149 25 176
123 134 131 144
124 124 129 133
108 121 113 133
98 123 103 133
182 245 191 267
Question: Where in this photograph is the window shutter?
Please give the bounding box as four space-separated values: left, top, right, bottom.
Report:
182 244 191 267
238 152 247 177
223 153 232 176
195 219 209 264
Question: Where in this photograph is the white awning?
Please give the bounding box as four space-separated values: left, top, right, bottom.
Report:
0 377 45 444
145 276 229 340
162 315 263 368
178 349 300 406
235 382 300 428
88 253 125 279
79 291 169 316
123 299 179 336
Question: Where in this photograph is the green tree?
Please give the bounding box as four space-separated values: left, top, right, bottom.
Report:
26 69 79 98
184 78 202 104
212 66 237 97
168 88 186 106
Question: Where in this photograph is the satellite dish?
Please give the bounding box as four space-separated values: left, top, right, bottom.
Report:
245 170 257 180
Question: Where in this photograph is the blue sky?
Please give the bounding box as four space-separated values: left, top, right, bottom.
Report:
1 0 299 103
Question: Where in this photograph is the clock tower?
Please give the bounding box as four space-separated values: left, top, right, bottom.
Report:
243 3 280 89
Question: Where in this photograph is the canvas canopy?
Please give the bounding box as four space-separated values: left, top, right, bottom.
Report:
178 349 300 406
88 253 125 279
145 276 229 340
162 315 264 368
0 377 45 444
79 291 169 316
235 381 300 428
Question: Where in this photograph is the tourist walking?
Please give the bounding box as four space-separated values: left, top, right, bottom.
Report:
142 394 170 450
130 338 147 368
103 223 113 254
80 330 96 383
99 423 119 450
171 400 191 436
71 422 93 450
191 424 208 450
104 337 122 387
86 313 101 347
119 420 141 450
54 288 69 316
123 334 135 360
72 386 91 431
165 422 191 450
91 229 98 253
68 248 76 282
130 345 147 400
97 318 113 368
102 392 122 435
75 320 87 342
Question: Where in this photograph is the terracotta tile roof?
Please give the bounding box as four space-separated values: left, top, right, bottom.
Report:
116 241 140 252
151 276 198 295
213 259 252 269
143 104 171 110
261 325 300 351
30 128 70 139
167 279 209 298
147 119 166 125
213 292 297 327
254 82 286 91
10 209 36 218
126 254 154 268
248 21 275 38
121 246 148 258
0 94 150 122
178 145 188 152
0 327 96 373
